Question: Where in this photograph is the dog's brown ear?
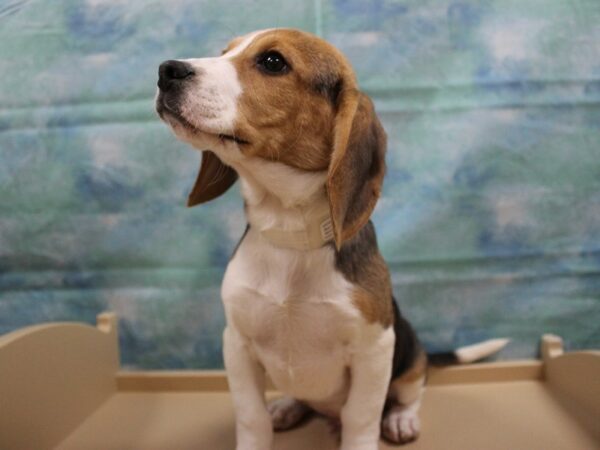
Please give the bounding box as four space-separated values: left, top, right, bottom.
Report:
187 151 238 207
327 89 386 248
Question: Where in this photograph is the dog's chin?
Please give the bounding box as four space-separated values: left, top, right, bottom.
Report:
156 103 248 152
159 109 203 142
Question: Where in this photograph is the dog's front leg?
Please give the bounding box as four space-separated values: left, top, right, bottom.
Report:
340 327 395 450
223 326 273 450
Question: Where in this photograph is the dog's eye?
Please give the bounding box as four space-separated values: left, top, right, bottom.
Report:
257 51 288 74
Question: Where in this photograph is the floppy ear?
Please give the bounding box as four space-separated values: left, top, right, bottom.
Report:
327 89 386 248
187 151 238 207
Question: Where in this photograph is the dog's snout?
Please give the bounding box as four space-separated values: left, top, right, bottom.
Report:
158 60 195 91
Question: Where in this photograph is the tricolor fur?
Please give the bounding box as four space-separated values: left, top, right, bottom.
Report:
156 28 506 450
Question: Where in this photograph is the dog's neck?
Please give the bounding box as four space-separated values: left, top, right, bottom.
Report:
229 156 333 250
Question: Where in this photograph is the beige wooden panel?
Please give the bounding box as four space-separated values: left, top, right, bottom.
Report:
0 314 118 450
546 351 600 441
57 381 598 450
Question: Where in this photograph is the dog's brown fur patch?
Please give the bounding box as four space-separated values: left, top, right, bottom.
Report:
395 351 427 384
336 222 393 327
352 287 393 328
226 29 351 171
388 350 426 407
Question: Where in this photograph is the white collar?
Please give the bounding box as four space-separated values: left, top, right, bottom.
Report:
233 161 333 250
259 204 334 251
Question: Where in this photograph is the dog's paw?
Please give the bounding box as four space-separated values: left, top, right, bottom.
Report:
381 404 420 444
267 396 310 431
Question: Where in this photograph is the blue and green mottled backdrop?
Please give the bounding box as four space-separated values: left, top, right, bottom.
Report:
1 0 599 368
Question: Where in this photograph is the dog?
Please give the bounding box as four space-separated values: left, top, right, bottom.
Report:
156 28 507 450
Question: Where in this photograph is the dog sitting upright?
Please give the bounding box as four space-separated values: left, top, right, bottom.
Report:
156 28 503 450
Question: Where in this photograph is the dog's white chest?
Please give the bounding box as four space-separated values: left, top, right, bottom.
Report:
222 228 360 404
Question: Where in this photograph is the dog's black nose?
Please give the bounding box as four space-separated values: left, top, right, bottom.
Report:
158 60 195 91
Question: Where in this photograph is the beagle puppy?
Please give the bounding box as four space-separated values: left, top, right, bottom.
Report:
156 28 505 450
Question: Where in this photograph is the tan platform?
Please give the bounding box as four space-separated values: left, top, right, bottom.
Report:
1 313 598 450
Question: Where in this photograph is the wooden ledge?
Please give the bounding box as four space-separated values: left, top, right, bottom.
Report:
116 360 544 392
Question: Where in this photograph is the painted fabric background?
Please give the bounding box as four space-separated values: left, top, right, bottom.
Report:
1 0 599 369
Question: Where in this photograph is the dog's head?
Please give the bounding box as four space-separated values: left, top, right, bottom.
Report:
156 28 386 247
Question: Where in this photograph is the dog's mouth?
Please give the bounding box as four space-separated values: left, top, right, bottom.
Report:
156 97 250 146
217 133 249 145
